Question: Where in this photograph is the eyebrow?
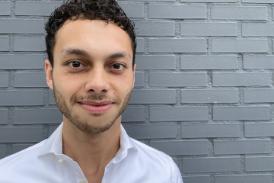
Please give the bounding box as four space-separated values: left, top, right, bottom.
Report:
62 48 90 58
62 48 130 60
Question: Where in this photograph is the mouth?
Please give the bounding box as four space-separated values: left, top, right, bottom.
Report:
78 100 113 114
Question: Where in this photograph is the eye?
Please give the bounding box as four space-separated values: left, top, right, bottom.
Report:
64 60 86 72
70 60 82 68
110 63 126 72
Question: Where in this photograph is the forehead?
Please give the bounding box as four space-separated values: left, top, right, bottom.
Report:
54 19 133 58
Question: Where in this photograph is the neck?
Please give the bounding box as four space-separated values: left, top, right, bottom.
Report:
62 118 121 183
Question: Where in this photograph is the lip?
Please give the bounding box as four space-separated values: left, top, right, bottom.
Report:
78 101 113 114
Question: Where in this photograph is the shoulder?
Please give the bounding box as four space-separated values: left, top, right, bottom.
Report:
129 138 183 183
0 140 46 169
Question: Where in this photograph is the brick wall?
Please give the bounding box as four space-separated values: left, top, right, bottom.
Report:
0 0 274 183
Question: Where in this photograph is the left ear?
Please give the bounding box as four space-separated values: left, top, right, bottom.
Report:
44 59 53 90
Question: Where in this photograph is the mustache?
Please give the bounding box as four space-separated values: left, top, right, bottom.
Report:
72 92 111 102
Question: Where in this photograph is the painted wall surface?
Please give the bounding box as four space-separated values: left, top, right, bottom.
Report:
0 0 274 183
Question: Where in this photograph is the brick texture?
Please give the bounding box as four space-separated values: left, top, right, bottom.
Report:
0 1 11 15
15 1 62 16
183 157 242 173
1 1 274 182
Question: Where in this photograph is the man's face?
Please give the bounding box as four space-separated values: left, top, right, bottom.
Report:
45 19 135 134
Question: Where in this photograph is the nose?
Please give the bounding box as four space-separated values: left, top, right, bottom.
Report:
84 67 110 94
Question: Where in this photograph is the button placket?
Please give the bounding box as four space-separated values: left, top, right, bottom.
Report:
78 180 88 183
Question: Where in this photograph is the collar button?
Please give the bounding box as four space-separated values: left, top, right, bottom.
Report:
79 180 88 183
58 158 65 163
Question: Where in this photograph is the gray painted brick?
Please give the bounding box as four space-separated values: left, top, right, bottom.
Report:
122 106 146 122
129 89 176 104
14 36 45 52
0 145 8 158
0 109 9 124
213 72 272 86
0 19 44 34
14 108 61 124
214 139 272 155
150 72 208 87
183 176 211 183
0 72 9 88
12 144 33 154
0 90 44 106
48 90 56 105
148 38 207 53
124 0 176 2
124 0 176 1
182 0 237 1
0 126 44 143
244 55 274 69
135 20 175 36
0 1 11 15
150 140 210 155
0 54 44 69
118 2 145 18
181 22 238 36
181 55 239 70
215 174 272 183
15 1 62 16
183 157 241 173
245 122 274 137
244 88 274 103
212 39 268 53
244 0 274 2
124 124 177 139
211 6 267 20
243 23 274 36
213 106 271 121
181 123 241 138
148 4 207 19
14 71 47 88
135 71 145 87
246 156 274 171
136 38 145 53
136 55 176 70
0 36 10 51
150 106 209 121
181 88 239 103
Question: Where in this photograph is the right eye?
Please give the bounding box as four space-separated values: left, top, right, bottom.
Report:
65 60 86 72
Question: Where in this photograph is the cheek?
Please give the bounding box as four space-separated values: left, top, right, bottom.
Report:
53 76 81 99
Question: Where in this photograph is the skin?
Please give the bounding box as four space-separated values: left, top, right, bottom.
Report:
45 19 135 183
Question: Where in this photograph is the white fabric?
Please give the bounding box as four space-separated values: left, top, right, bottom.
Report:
0 123 183 183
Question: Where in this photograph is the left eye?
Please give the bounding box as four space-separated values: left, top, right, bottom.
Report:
70 61 82 68
111 63 125 70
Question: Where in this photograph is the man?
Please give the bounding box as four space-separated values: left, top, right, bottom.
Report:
0 1 183 183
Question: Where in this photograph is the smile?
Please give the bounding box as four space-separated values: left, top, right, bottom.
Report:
78 101 113 114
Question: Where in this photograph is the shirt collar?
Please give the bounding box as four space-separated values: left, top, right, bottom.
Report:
111 125 136 164
38 123 137 162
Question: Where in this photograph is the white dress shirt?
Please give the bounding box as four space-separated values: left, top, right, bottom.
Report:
0 123 183 183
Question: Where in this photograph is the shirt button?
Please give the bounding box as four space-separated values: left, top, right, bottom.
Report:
58 158 64 163
79 180 88 183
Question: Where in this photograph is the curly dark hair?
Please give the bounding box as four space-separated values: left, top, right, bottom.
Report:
45 0 136 66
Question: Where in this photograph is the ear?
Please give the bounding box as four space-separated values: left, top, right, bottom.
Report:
44 59 53 90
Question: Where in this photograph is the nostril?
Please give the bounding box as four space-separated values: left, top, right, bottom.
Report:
87 88 107 93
